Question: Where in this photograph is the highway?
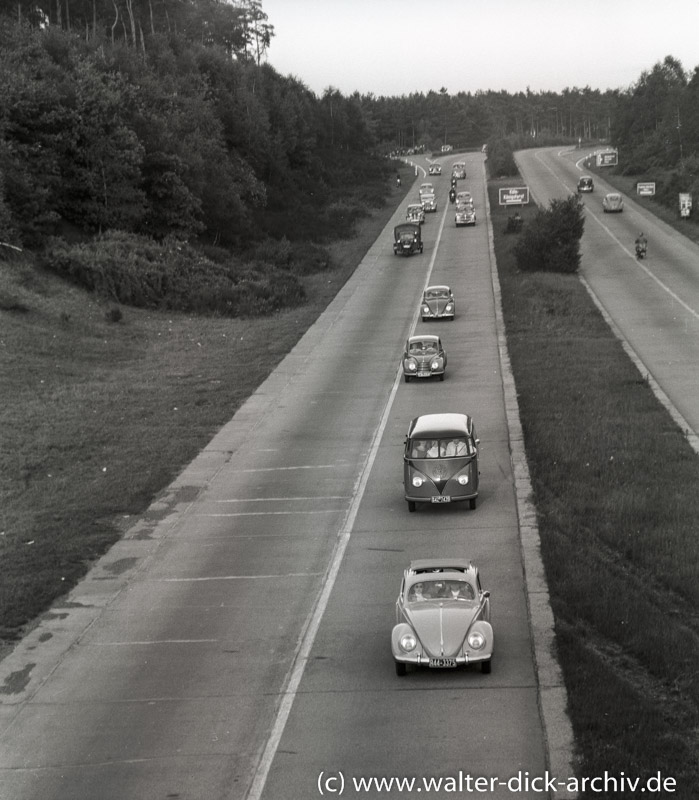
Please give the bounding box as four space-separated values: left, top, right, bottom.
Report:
0 152 560 800
516 148 699 442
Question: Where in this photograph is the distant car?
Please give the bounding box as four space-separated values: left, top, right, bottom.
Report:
419 182 435 199
428 164 442 175
402 335 446 382
421 193 437 212
393 223 423 256
421 285 455 321
455 203 476 226
403 412 480 511
602 192 624 213
392 559 493 676
406 203 425 224
455 190 473 206
577 175 594 193
452 162 467 180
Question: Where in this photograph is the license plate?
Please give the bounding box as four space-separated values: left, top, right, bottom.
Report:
431 495 450 503
429 658 457 668
417 371 430 378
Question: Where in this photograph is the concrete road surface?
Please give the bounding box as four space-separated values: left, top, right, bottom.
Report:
0 152 568 800
516 147 699 442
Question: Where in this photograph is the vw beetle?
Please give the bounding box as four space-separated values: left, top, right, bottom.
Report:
393 223 423 256
421 285 455 321
392 559 493 675
403 413 479 511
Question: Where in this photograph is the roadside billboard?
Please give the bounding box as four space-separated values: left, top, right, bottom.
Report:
499 186 529 205
596 150 618 167
636 182 656 196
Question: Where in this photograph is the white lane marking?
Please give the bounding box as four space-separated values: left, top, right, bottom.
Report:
89 639 218 646
236 464 341 473
244 189 445 800
199 510 343 517
213 496 350 503
159 573 322 582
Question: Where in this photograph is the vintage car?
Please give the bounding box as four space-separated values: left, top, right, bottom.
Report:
451 162 467 180
602 192 624 213
428 163 442 175
421 193 438 212
406 203 425 224
402 335 446 382
455 190 473 206
577 175 594 193
421 285 455 321
455 202 476 226
418 182 435 199
393 223 423 256
392 559 493 676
403 412 479 511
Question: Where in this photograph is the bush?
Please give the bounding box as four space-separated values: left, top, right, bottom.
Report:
43 231 306 317
514 195 585 273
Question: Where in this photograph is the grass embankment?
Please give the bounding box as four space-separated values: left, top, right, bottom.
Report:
0 165 415 653
490 180 699 797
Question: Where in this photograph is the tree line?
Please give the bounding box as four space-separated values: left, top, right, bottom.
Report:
2 0 698 258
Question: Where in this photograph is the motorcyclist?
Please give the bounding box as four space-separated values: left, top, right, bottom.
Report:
634 232 647 258
449 187 456 204
396 173 401 188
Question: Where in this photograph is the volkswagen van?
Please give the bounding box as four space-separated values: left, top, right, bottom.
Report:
403 413 479 512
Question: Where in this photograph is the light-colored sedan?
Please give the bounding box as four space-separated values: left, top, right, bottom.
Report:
428 164 442 175
406 203 425 224
602 192 624 212
392 559 493 676
455 203 476 226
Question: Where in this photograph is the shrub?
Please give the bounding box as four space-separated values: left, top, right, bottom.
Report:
514 195 585 273
43 231 306 317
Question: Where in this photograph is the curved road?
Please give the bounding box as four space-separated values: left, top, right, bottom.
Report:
516 147 699 441
1 153 564 800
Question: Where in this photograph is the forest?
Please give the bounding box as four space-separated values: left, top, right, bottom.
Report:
1 0 698 313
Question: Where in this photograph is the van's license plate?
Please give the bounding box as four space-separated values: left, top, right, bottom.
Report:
429 658 457 668
431 496 450 503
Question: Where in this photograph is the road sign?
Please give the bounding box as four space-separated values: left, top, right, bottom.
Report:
499 186 529 205
637 182 656 196
679 193 692 218
596 150 618 167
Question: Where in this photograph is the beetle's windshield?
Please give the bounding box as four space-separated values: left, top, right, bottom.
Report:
425 289 449 300
408 580 475 602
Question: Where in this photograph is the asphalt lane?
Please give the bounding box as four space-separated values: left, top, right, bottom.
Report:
515 147 699 437
0 153 549 800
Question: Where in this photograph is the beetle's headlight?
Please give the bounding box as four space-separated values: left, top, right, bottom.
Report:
445 304 453 312
400 633 417 652
412 475 424 487
468 631 485 650
422 305 430 313
457 475 469 485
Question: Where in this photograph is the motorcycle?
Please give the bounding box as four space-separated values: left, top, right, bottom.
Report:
449 189 456 204
396 176 402 188
635 241 647 259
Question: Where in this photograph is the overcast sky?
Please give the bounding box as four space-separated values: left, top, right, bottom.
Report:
261 0 699 97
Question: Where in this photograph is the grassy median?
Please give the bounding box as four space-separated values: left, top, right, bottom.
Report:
489 179 699 797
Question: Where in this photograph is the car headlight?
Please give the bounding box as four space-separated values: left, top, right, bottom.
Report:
457 475 469 485
431 360 440 370
412 475 424 487
467 631 485 650
445 304 453 312
406 360 417 371
400 633 417 652
422 305 430 313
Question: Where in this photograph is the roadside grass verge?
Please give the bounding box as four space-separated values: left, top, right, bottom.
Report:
0 172 415 651
489 179 699 797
